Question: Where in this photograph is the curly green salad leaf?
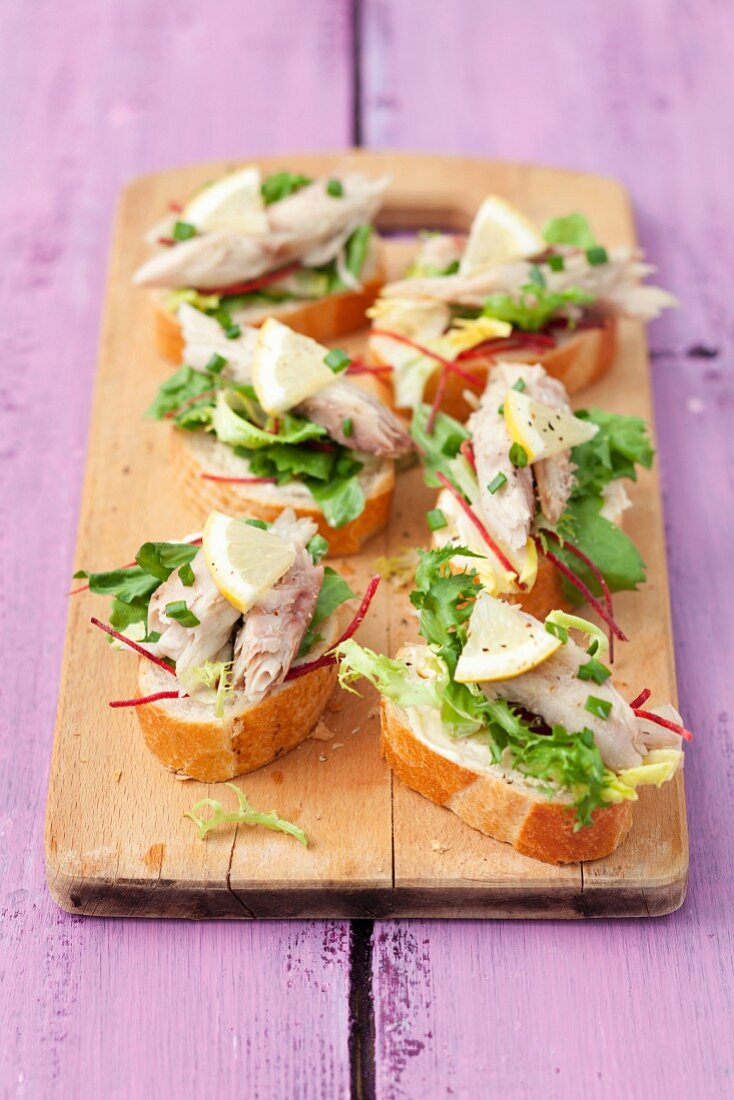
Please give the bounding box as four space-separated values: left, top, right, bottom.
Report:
186 782 308 845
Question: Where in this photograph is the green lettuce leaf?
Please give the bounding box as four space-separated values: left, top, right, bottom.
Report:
146 365 218 425
551 497 647 600
261 171 312 205
299 568 356 655
571 408 654 496
211 391 327 449
78 542 199 630
542 212 597 249
308 474 365 528
410 403 468 487
482 284 595 332
344 224 372 279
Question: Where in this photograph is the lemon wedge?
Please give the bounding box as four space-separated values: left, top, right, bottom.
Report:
454 591 561 683
184 166 269 234
460 195 544 275
503 389 598 463
252 319 336 415
202 512 295 613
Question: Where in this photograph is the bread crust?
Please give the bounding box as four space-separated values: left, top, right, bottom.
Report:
370 316 618 421
152 273 385 363
134 618 340 782
381 697 634 864
169 429 395 556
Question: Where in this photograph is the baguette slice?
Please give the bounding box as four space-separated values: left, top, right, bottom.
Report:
135 615 341 782
152 241 386 363
381 695 634 864
170 429 395 556
370 315 617 421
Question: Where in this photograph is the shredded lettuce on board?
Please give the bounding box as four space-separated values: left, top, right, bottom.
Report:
185 782 308 845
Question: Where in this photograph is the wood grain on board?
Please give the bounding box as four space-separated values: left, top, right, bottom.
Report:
45 152 686 919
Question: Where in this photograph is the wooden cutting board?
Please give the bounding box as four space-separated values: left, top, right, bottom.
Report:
44 152 688 919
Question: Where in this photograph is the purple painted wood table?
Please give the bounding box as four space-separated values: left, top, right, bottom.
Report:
1 1 732 1096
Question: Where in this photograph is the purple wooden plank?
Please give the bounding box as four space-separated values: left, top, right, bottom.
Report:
0 1 355 1095
362 2 734 1097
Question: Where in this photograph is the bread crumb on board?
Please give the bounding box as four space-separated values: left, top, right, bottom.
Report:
311 721 334 742
431 840 450 854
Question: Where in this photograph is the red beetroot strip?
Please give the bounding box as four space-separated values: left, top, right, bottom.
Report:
285 575 381 681
110 691 181 709
91 618 177 676
346 359 393 377
370 329 483 389
633 708 694 742
540 545 626 644
456 333 557 361
543 529 619 660
459 439 477 474
164 388 219 419
200 474 278 484
436 472 522 584
195 263 300 298
629 687 651 710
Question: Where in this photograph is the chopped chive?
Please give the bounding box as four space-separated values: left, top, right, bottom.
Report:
547 254 565 272
487 472 508 494
244 518 268 530
580 728 595 748
587 639 599 656
545 620 569 643
528 263 546 287
172 220 197 241
342 416 354 438
585 695 612 719
178 562 195 587
586 245 608 266
205 352 227 374
165 600 200 628
577 658 612 685
225 323 241 340
512 377 526 392
509 442 528 468
324 348 351 373
497 403 505 415
326 179 344 197
426 507 448 531
307 534 329 562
